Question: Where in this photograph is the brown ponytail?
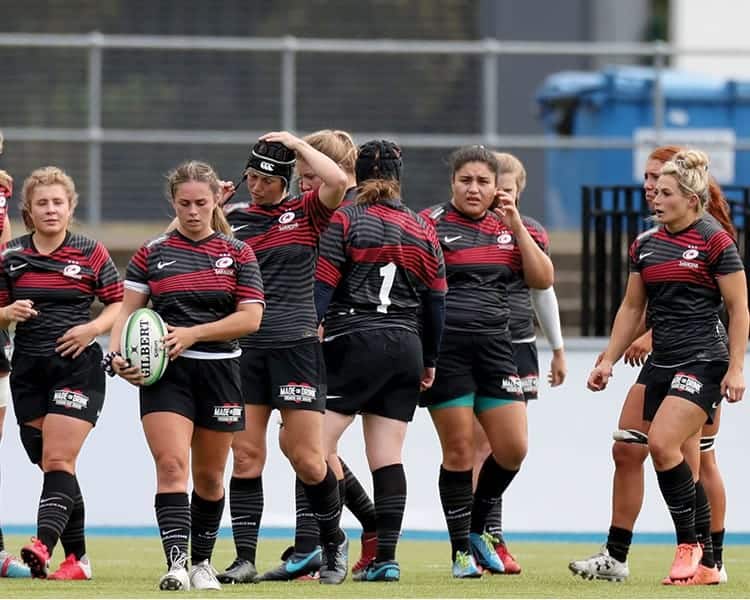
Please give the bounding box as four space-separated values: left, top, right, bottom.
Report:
355 179 401 206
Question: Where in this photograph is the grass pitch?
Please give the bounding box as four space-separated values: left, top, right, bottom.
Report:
2 535 749 598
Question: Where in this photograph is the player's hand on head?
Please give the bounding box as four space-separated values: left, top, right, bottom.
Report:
55 323 97 358
163 324 197 360
721 367 745 403
2 299 38 323
112 354 144 386
259 131 300 150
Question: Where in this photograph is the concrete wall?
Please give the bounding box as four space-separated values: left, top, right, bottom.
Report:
3 341 750 534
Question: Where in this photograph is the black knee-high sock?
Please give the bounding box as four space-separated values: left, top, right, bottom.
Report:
712 529 725 569
373 464 406 563
340 458 377 532
0 525 4 553
484 496 504 543
60 476 86 560
155 492 190 569
337 478 346 513
606 526 633 563
295 477 320 553
301 465 343 546
438 467 472 560
694 481 714 568
470 457 518 535
37 471 77 554
655 461 697 545
229 476 263 563
191 491 224 565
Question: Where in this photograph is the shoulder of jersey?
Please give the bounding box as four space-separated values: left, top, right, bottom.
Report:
67 232 99 252
218 232 250 252
423 203 448 222
635 225 659 241
696 214 725 236
1 237 25 256
145 233 170 248
521 214 546 233
223 201 251 216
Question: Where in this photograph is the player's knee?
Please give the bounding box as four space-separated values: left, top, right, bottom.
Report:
231 442 266 477
612 439 649 469
192 468 225 500
442 438 474 471
647 436 678 470
154 454 189 488
20 424 43 465
288 449 326 484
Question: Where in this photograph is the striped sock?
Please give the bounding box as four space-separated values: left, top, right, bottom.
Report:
37 471 76 554
229 476 263 563
301 465 343 546
471 457 518 535
340 458 376 532
712 529 725 569
438 467 472 560
60 477 86 560
190 491 224 565
294 477 320 553
484 496 505 543
694 481 714 568
655 461 697 545
155 492 190 569
373 464 406 562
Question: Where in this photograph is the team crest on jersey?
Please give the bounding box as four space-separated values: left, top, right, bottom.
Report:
0 196 6 208
279 381 317 404
213 254 235 275
278 210 299 231
53 388 89 410
682 248 699 260
213 403 243 424
63 263 82 279
671 372 702 395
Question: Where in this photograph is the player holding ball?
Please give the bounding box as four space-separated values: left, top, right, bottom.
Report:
106 161 264 591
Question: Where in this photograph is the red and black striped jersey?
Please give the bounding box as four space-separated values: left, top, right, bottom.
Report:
507 215 550 341
316 199 446 337
125 230 264 357
0 232 123 356
420 202 521 334
339 186 357 209
629 215 743 366
225 189 334 348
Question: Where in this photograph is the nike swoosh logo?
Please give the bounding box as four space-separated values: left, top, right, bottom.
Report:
326 395 343 400
639 252 653 260
231 224 250 232
286 551 321 572
157 260 176 269
9 263 27 272
161 528 182 536
443 235 462 243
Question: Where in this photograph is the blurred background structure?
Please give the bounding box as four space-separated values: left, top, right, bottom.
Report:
3 0 750 334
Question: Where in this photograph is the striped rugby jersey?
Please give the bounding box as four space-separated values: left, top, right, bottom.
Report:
125 230 264 356
316 198 446 338
629 215 743 366
420 202 521 334
0 232 123 356
506 215 550 341
226 189 334 348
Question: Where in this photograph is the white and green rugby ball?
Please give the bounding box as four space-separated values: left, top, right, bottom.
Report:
121 308 169 386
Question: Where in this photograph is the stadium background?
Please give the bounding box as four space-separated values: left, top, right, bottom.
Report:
3 0 750 539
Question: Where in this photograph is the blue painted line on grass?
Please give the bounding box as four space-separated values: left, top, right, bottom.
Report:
4 525 750 545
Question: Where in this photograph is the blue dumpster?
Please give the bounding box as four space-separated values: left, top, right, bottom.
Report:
536 65 750 229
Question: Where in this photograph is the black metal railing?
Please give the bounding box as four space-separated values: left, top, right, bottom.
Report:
581 185 750 336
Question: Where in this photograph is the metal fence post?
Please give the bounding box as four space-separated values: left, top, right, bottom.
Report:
481 38 499 146
281 36 297 132
87 31 103 225
652 39 667 145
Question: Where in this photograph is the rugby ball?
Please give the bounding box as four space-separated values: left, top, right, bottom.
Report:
121 308 168 386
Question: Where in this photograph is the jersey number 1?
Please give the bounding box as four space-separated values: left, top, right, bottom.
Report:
377 262 396 314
